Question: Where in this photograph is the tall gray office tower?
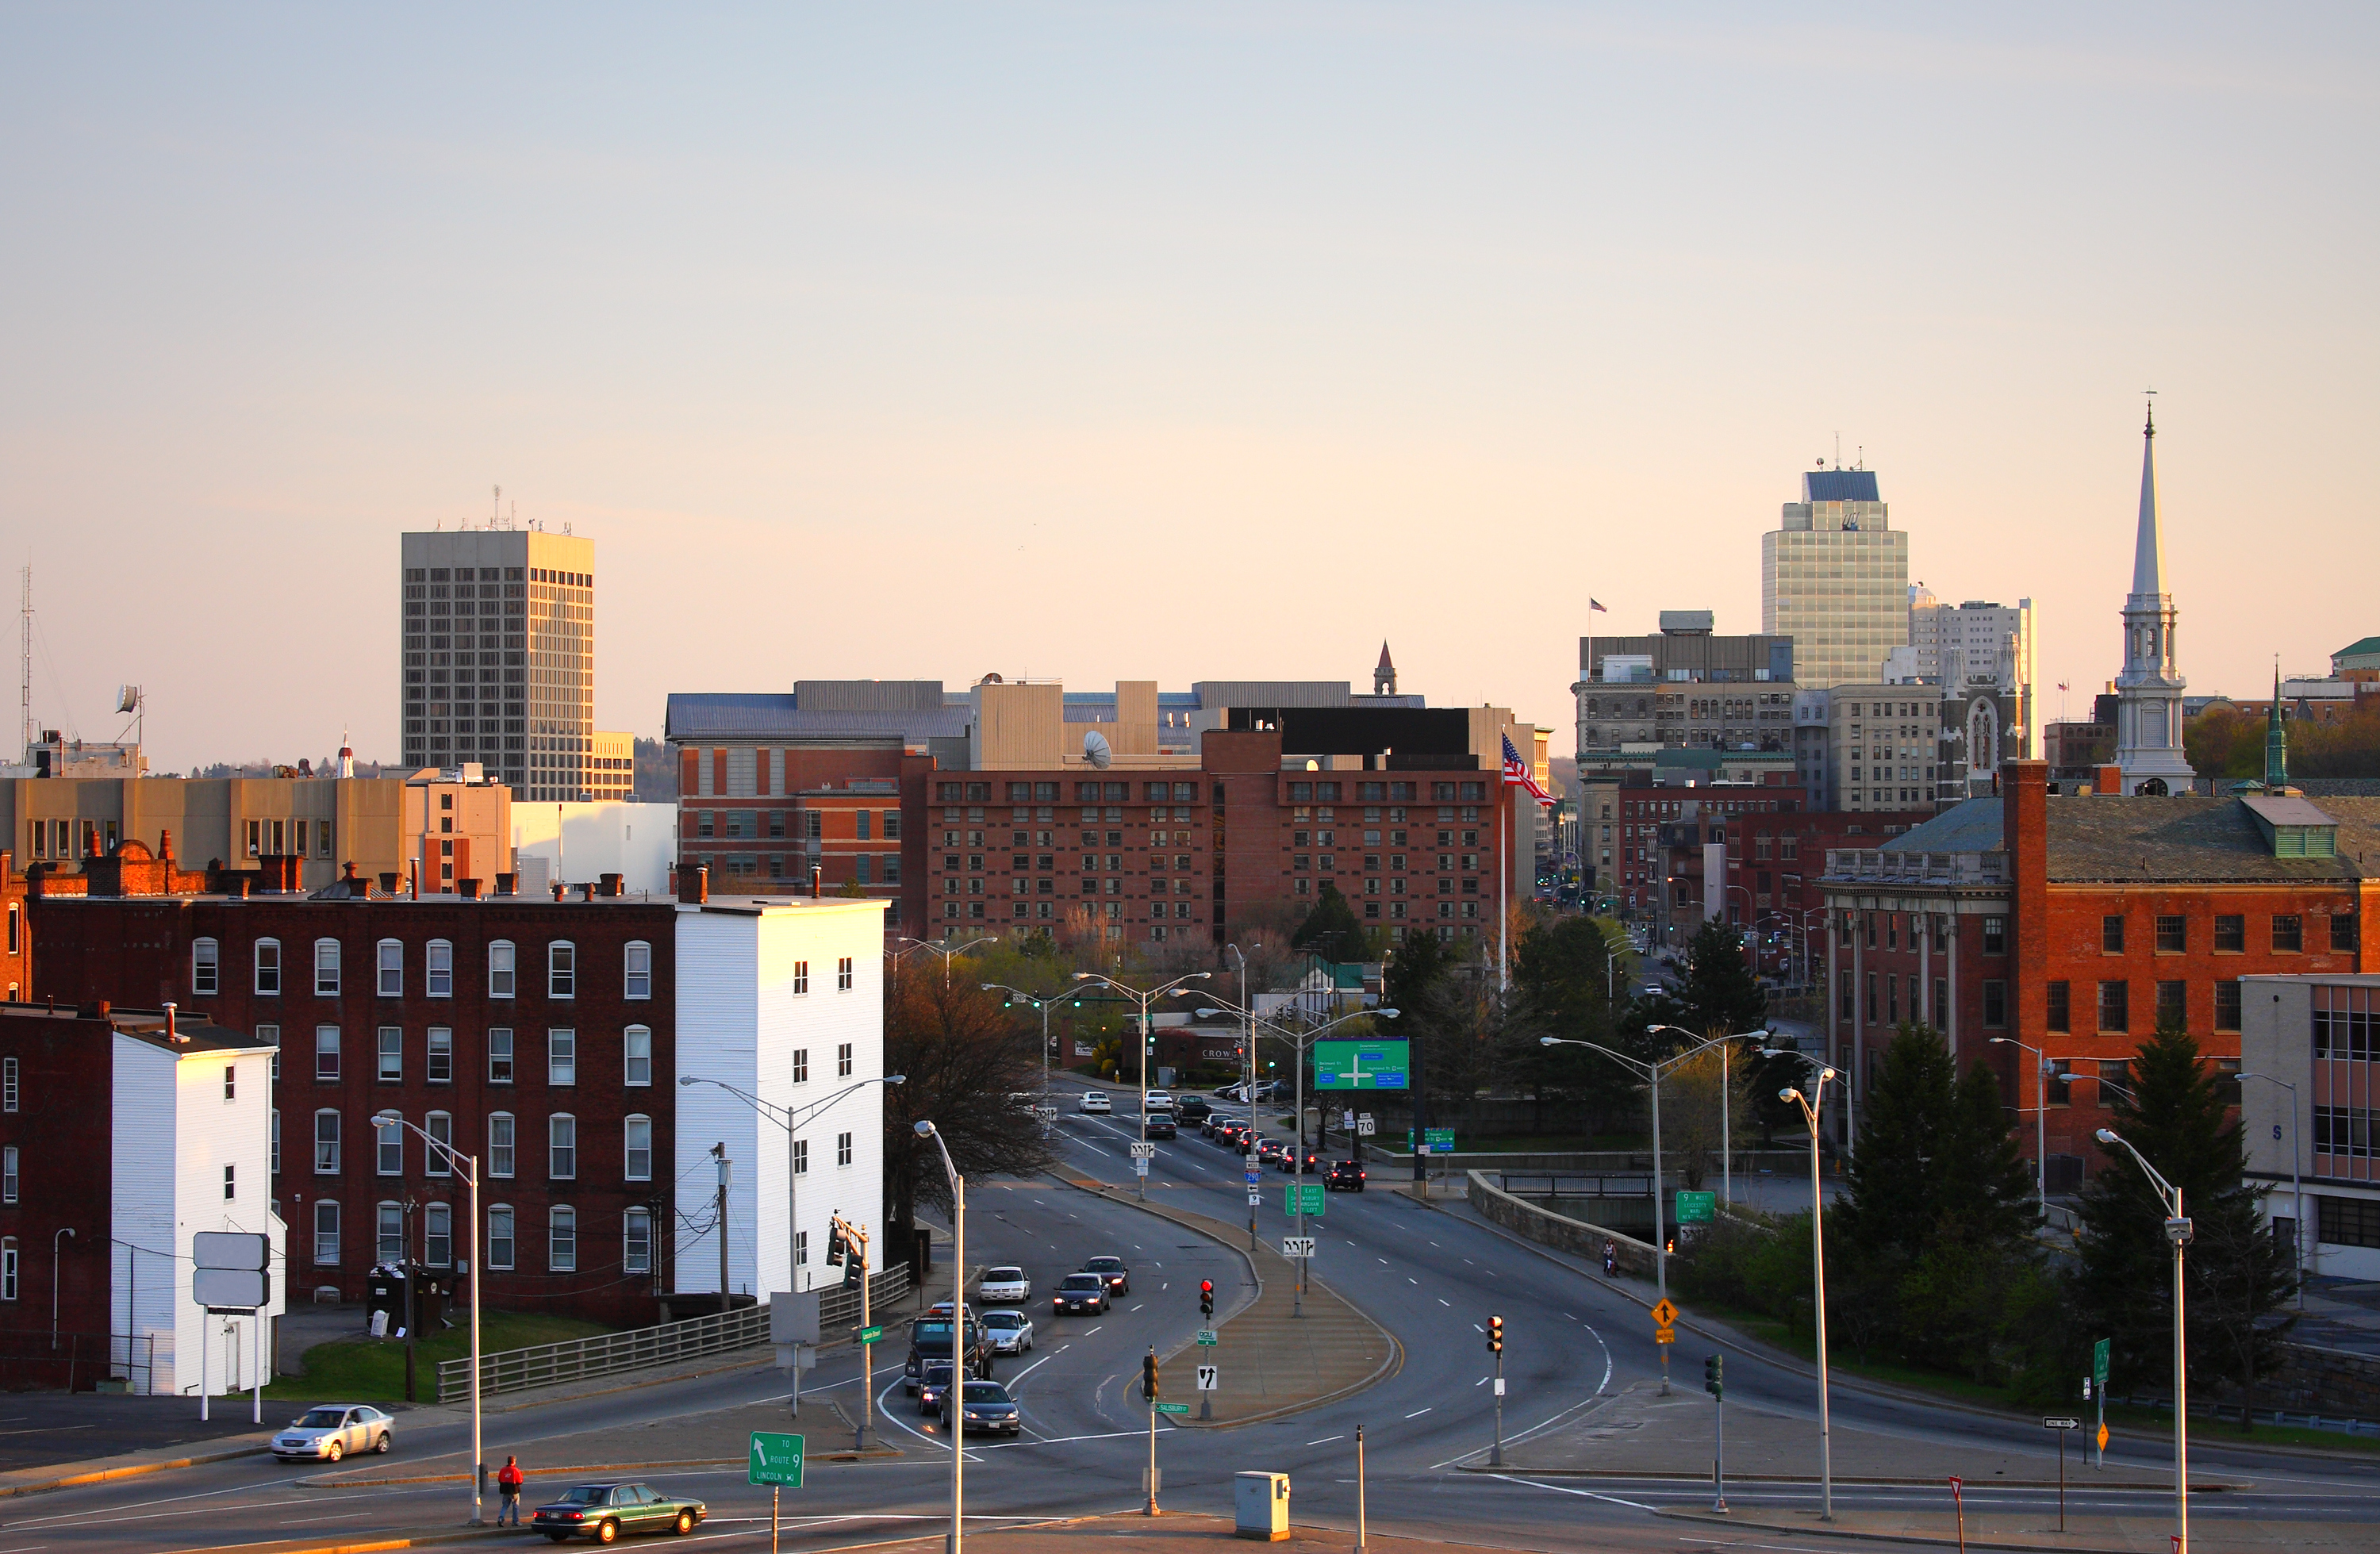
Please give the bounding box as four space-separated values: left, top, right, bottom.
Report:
400 530 597 801
1761 467 1910 689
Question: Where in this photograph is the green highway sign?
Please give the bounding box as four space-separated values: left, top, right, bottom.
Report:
748 1431 804 1488
1154 1402 1191 1414
1284 1183 1325 1217
1675 1191 1716 1225
1196 1329 1218 1346
1406 1128 1456 1153
2092 1337 2110 1386
858 1325 885 1345
1315 1039 1410 1091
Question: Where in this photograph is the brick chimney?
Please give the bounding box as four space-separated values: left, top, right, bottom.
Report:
2094 763 2124 796
678 864 708 905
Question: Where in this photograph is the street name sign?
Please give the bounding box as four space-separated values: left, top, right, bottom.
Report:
1315 1039 1410 1090
1284 1184 1324 1216
1674 1191 1716 1225
1154 1402 1191 1414
1196 1365 1219 1391
1281 1237 1317 1259
858 1325 885 1345
749 1432 804 1488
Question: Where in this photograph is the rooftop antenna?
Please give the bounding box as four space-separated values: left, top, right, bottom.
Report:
18 565 31 758
1856 444 1864 470
1833 431 1841 470
493 484 502 530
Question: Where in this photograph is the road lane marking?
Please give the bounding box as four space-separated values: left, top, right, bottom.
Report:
1306 1434 1345 1446
1486 1473 1656 1511
1403 1407 1432 1418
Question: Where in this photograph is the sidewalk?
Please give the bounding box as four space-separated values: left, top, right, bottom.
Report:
1055 1172 1401 1426
1658 1504 2378 1554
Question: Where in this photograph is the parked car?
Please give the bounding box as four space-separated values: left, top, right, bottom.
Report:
1143 1109 1177 1139
528 1482 706 1543
1051 1271 1108 1315
1326 1160 1368 1192
273 1404 394 1462
1082 1255 1132 1295
1078 1092 1111 1114
944 1378 1023 1436
979 1267 1031 1303
982 1310 1035 1354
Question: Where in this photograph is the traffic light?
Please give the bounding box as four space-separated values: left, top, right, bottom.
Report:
1200 1279 1215 1319
1141 1351 1161 1400
1703 1354 1723 1398
824 1225 846 1268
1488 1315 1503 1355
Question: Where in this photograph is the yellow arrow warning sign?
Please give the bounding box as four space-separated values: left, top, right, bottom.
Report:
1650 1299 1678 1327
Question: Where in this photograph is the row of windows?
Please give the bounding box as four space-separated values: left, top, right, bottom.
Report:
194 938 649 1000
691 812 901 842
307 1024 648 1085
309 1199 637 1273
1850 911 2006 956
937 781 1207 804
2040 978 2245 1033
2098 912 2357 955
295 1108 648 1180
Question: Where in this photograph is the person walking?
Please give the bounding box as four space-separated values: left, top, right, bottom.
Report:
496 1455 524 1525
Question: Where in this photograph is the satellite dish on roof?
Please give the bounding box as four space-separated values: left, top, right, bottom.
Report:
1084 730 1111 769
116 685 141 715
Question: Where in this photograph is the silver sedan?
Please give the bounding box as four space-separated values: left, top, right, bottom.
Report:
273 1403 395 1462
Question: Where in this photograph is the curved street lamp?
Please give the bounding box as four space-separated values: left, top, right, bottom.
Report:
914 1120 965 1554
2097 1126 2192 1554
373 1114 485 1526
1777 1058 1840 1521
981 984 1058 1136
893 936 995 988
1070 971 1211 1200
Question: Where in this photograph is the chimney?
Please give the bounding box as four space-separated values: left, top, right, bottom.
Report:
600 872 623 898
459 876 482 900
678 864 708 905
159 828 175 862
811 865 822 900
580 882 595 903
378 872 399 893
163 1001 185 1042
2094 763 2125 796
232 877 251 900
552 880 566 902
496 873 516 896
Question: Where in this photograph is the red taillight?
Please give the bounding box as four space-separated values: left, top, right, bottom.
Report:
566 1512 585 1521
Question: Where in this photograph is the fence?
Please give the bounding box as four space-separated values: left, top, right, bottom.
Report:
436 1265 912 1405
1494 1172 1654 1200
0 1332 155 1394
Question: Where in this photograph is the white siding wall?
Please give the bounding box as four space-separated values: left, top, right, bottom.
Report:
673 913 762 1299
110 1038 178 1394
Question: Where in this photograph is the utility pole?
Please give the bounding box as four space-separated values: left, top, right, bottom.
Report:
712 1143 731 1313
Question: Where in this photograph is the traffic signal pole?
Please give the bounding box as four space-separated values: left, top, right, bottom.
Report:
1142 1349 1161 1515
1488 1315 1505 1467
1706 1354 1727 1514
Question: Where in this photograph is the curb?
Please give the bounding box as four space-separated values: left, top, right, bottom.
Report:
1652 1505 2164 1554
310 1445 906 1489
0 1437 275 1499
1461 1465 2248 1490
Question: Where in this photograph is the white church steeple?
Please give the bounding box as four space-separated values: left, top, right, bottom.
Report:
2112 401 2194 795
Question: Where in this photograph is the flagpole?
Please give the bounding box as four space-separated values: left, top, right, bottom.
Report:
1498 773 1510 993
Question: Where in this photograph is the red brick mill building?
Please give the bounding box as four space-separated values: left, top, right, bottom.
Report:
1821 760 2378 1184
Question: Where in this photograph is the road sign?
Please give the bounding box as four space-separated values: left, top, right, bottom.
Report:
1284 1183 1324 1216
2096 1422 2109 1452
194 1230 272 1311
1154 1402 1191 1414
1196 1329 1218 1346
1674 1190 1716 1225
1134 1157 1150 1177
1315 1038 1410 1090
1357 1114 1376 1137
1281 1237 1317 1259
1655 1326 1676 1345
1405 1128 1456 1152
748 1431 804 1488
1196 1364 1219 1391
1247 1191 1261 1207
1650 1299 1679 1327
1243 1171 1261 1186
858 1325 885 1345
2042 1417 2082 1430
1129 1142 1157 1159
2091 1337 2110 1385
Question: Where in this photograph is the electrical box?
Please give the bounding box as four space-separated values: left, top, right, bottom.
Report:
1234 1472 1290 1541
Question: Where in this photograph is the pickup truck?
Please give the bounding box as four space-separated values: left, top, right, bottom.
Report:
903 1308 992 1393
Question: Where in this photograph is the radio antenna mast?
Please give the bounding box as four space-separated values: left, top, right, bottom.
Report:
19 565 31 759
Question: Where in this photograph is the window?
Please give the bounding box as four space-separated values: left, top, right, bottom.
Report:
375 1111 403 1174
2273 914 2304 953
424 1203 452 1268
489 941 516 998
548 1030 577 1085
255 939 282 996
2 1147 15 1203
2334 915 2362 954
427 940 453 998
1982 917 2006 955
624 942 652 1000
2213 914 2246 953
624 1026 651 1086
486 1205 515 1270
378 1026 402 1082
425 1111 453 1176
624 1115 652 1180
314 938 342 996
2098 979 2130 1033
2155 915 2186 954
428 1027 452 1084
2155 979 2186 1028
2214 980 2242 1031
1982 980 2006 1028
316 1025 340 1080
792 961 809 996
791 1048 808 1084
549 1207 578 1272
837 1130 853 1168
489 1113 516 1177
0 1239 13 1302
377 939 404 997
624 1208 652 1276
838 1042 854 1078
378 1203 404 1263
2102 915 2125 954
2 1057 15 1113
271 1109 281 1174
314 1110 340 1172
2318 1195 2380 1249
313 1201 340 1264
2046 980 2071 1033
489 1028 514 1084
193 938 220 996
222 1162 234 1200
548 942 577 998
793 1138 808 1175
837 957 854 991
549 1114 577 1179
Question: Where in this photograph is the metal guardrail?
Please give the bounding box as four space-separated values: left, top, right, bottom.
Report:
1495 1172 1654 1199
437 1265 912 1405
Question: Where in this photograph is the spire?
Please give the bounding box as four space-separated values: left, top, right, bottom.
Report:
2131 400 2164 597
1373 642 1396 696
2265 662 2290 791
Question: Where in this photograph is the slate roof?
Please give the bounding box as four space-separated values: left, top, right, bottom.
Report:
2298 778 2380 798
1880 796 2004 854
2043 795 2380 884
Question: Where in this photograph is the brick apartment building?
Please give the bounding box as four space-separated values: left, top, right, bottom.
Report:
1821 761 2379 1178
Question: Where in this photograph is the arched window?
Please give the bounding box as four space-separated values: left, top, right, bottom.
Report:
313 938 341 997
424 1203 453 1268
4 902 16 955
488 940 516 1000
313 1200 340 1264
624 942 651 1000
376 939 404 998
624 1115 651 1181
547 942 576 999
548 1206 578 1272
486 1204 516 1270
548 1115 577 1180
255 939 282 996
424 1111 453 1176
426 940 454 999
488 1112 516 1178
313 1109 341 1172
624 1026 651 1087
192 938 219 996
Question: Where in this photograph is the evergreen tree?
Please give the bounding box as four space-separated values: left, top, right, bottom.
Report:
1837 1023 1958 1266
1292 884 1365 961
1503 915 1629 1134
1937 1054 2042 1248
1667 917 1789 1135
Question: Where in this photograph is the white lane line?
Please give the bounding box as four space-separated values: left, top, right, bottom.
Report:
1486 1473 1657 1512
1564 1311 1577 1320
1306 1433 1345 1446
1085 1326 1103 1335
1403 1406 1432 1418
1407 1277 1417 1285
1005 1353 1055 1383
1472 1322 1484 1332
1437 1298 1451 1307
1130 1304 1144 1311
1474 1376 1488 1387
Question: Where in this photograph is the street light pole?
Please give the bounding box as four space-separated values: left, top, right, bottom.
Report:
1072 971 1212 1200
1229 944 1254 1253
915 1122 965 1554
2098 1127 2190 1554
1988 1036 2050 1220
894 936 994 988
387 1118 483 1526
1777 1062 1838 1522
984 986 1056 1138
2238 1072 2305 1310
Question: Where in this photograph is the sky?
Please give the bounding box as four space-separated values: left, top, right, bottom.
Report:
2 3 2374 769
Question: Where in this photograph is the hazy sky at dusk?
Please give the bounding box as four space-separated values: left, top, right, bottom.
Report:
3 4 2373 769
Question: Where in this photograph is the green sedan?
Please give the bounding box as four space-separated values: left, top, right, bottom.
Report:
530 1482 707 1543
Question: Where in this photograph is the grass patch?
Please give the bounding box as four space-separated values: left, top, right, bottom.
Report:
269 1312 612 1403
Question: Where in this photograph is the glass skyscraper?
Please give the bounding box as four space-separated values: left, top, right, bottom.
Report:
1761 469 1909 691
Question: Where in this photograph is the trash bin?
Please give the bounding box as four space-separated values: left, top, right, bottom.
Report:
1234 1471 1290 1541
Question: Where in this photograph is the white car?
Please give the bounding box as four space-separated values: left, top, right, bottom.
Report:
1143 1090 1173 1111
1078 1092 1111 1114
979 1265 1031 1303
273 1403 395 1462
982 1310 1035 1354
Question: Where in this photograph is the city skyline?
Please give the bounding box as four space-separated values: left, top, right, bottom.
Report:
3 6 2374 769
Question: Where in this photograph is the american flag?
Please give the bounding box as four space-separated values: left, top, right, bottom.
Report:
1589 597 1608 613
1501 734 1553 805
